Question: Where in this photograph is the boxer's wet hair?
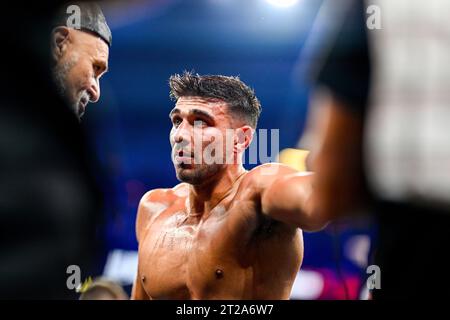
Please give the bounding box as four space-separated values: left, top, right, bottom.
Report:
169 71 261 128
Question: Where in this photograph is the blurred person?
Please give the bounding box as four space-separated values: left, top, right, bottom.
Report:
302 0 450 299
79 278 128 300
132 72 327 300
51 2 111 120
0 2 106 299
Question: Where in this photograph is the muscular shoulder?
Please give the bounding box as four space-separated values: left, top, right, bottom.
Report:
234 163 298 218
135 183 189 242
239 164 301 235
242 163 298 194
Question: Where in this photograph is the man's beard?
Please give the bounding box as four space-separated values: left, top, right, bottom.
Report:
52 56 87 118
176 163 222 186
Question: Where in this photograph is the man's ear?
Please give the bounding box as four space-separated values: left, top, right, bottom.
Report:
234 125 254 152
51 27 70 62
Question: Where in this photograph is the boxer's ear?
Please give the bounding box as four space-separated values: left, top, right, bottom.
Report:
234 125 254 152
51 27 70 61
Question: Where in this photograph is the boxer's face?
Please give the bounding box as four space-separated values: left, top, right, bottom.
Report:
169 96 248 185
52 28 109 119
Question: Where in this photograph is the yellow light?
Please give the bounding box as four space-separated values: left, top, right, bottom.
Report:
277 148 310 172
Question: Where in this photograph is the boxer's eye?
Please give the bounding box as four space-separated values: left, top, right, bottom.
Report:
172 117 182 127
194 118 207 126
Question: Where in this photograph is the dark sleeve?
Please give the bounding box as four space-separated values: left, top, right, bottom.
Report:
0 5 103 299
315 0 371 114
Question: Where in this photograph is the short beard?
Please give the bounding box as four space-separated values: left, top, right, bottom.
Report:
52 55 78 114
176 163 222 186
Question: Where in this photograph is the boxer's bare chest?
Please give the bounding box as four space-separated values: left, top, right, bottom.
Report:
137 194 262 299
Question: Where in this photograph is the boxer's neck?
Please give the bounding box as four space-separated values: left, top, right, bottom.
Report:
188 164 246 217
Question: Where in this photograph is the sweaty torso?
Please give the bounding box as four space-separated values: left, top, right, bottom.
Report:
136 173 303 300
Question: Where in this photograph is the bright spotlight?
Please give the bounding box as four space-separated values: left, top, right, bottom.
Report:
265 0 300 8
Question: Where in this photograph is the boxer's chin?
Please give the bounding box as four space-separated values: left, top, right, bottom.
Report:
176 167 202 185
175 164 221 186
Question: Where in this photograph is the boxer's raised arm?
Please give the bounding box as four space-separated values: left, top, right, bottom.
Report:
257 164 328 232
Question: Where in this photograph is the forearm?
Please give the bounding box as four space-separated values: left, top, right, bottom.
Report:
261 172 328 231
309 96 368 220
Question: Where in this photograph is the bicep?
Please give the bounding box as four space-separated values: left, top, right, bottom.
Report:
260 171 322 230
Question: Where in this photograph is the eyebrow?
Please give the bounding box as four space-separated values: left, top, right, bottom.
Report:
169 108 180 118
169 108 215 122
191 109 214 122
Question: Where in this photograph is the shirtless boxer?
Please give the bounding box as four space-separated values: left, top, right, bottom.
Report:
132 72 328 300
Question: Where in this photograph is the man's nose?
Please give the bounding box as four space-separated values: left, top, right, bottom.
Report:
173 121 191 144
88 78 100 103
